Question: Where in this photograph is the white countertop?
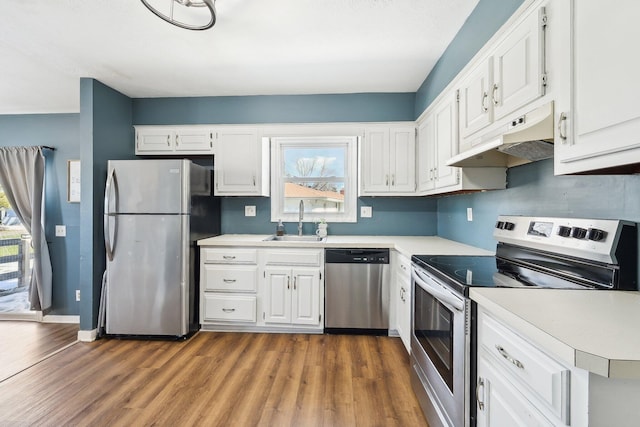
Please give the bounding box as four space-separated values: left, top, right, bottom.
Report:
197 234 494 258
471 288 640 379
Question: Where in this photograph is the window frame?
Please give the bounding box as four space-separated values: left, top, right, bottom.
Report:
270 136 358 224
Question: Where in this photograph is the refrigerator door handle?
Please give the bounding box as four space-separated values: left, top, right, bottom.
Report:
104 168 119 261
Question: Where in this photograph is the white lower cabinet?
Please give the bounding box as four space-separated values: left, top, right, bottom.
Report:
476 309 568 426
391 251 411 353
200 248 259 326
475 303 640 427
263 267 321 326
200 246 324 332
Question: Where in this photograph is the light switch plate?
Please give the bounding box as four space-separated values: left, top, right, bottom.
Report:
245 205 256 217
361 206 372 218
55 225 66 237
467 208 473 222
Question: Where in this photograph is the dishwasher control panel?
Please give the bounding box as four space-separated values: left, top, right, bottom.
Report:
325 249 389 264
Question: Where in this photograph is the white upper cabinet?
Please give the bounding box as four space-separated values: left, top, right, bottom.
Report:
135 126 213 155
360 126 416 196
174 128 213 153
555 1 640 174
492 7 545 122
135 127 176 153
459 6 546 152
459 59 494 140
418 91 506 196
214 128 270 196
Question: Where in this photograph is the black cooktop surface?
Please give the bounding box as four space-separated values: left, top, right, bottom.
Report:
412 255 510 295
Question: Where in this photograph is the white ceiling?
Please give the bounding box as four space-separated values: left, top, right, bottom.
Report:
0 0 479 114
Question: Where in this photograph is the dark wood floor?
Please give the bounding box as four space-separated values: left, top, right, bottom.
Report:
0 320 78 382
0 332 428 426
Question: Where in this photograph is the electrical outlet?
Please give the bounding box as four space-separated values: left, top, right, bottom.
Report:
245 206 256 217
55 225 66 237
361 206 372 218
75 290 80 301
467 208 473 222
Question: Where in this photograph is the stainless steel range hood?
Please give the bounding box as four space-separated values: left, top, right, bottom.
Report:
447 102 555 168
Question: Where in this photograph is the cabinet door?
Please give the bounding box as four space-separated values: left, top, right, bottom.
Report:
175 128 214 153
477 353 554 427
291 268 320 326
361 128 391 193
136 128 175 153
264 268 291 324
389 127 416 193
417 116 436 193
434 94 460 189
215 128 263 195
459 58 493 140
556 1 640 173
493 7 545 121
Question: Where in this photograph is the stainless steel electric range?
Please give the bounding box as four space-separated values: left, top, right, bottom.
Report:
410 215 638 427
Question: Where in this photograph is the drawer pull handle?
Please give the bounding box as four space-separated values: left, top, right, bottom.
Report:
495 345 524 369
476 377 485 411
222 308 236 313
223 255 236 260
223 279 236 283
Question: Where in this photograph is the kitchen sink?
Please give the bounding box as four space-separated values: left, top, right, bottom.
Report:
263 235 327 242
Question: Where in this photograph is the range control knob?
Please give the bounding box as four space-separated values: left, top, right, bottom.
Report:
503 222 515 231
587 228 606 242
557 226 572 237
496 221 505 229
571 227 588 239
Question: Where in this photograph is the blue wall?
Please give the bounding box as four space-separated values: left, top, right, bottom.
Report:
0 114 80 315
222 197 437 236
437 159 640 250
79 79 134 330
414 0 524 117
133 93 437 237
134 93 415 125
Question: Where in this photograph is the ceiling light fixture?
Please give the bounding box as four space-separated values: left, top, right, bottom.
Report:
141 0 216 31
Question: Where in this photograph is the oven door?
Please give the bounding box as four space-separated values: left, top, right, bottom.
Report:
411 264 469 427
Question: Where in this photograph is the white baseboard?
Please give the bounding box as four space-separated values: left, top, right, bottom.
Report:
0 311 42 321
43 315 80 324
77 328 98 342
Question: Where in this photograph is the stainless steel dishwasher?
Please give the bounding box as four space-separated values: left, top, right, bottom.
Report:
324 248 390 334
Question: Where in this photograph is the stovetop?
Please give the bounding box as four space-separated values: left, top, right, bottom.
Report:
412 255 507 296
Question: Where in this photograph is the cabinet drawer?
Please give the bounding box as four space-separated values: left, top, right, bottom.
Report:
202 294 256 322
202 248 257 264
479 312 570 422
264 250 321 266
202 265 257 292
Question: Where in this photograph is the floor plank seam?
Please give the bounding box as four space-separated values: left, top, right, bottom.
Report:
0 339 79 384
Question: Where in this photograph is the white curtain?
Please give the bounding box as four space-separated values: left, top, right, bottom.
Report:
0 146 52 311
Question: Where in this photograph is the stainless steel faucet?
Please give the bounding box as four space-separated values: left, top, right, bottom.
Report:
298 200 304 236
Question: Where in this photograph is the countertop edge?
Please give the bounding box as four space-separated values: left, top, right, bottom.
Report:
471 289 640 379
197 234 494 258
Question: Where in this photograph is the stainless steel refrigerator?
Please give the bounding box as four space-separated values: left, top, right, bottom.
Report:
103 159 220 338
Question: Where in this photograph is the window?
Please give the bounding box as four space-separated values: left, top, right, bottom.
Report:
271 136 358 223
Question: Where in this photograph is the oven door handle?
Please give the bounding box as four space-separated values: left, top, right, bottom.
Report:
412 267 465 312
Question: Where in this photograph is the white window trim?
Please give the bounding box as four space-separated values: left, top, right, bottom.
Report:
270 136 358 223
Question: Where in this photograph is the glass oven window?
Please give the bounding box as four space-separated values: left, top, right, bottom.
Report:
414 282 454 391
